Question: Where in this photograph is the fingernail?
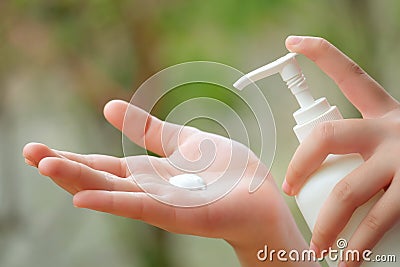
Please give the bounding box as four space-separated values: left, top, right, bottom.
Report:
282 180 293 195
72 196 82 208
25 158 37 167
286 35 303 46
338 261 347 267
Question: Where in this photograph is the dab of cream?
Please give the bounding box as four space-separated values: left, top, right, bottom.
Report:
169 174 207 190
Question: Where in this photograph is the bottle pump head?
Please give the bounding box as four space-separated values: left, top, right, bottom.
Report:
234 53 316 109
233 52 342 142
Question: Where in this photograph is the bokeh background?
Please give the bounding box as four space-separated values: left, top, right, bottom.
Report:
1 0 400 266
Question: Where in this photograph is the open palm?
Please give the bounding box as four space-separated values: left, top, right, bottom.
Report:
23 100 301 261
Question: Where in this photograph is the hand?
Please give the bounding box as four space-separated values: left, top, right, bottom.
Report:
283 36 400 266
24 100 316 267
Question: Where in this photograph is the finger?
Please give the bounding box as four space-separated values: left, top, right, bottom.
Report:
285 36 399 118
38 157 140 195
23 142 63 167
73 190 208 235
284 119 380 195
73 191 174 227
103 100 198 157
309 154 394 255
55 150 127 178
343 175 400 267
23 142 128 178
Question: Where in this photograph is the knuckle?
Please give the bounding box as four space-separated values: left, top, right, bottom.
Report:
332 180 354 203
143 115 153 138
141 115 161 149
313 224 335 248
110 193 117 213
287 161 304 182
76 162 83 179
314 121 336 147
119 158 128 177
316 37 331 52
363 213 381 232
347 61 365 76
312 37 332 61
86 155 95 167
135 195 144 221
103 172 116 191
337 61 366 87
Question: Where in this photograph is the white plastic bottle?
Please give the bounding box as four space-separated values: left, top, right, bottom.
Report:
234 53 400 266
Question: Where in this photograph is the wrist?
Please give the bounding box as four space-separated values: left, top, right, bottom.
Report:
226 208 320 267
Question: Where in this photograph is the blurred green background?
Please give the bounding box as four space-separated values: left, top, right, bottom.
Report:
1 0 400 266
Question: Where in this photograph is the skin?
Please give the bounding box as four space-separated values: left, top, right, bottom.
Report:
24 35 398 267
283 36 400 267
24 100 318 267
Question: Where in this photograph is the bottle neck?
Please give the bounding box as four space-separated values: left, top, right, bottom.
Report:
284 73 315 108
292 98 343 142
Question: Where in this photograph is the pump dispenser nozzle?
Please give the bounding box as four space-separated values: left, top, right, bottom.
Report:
233 53 316 108
234 52 343 142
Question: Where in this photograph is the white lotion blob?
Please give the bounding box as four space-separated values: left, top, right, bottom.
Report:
169 174 207 191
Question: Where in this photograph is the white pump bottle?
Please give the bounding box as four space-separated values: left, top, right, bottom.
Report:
234 53 400 266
